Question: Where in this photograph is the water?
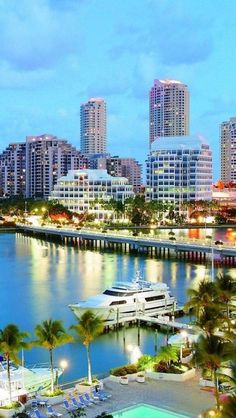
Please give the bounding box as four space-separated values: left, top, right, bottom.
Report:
113 404 189 418
0 231 235 383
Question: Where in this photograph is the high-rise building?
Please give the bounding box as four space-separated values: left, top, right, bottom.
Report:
106 157 142 193
220 117 236 182
146 136 212 209
149 79 189 146
86 154 142 193
26 134 87 199
80 98 107 154
0 143 26 196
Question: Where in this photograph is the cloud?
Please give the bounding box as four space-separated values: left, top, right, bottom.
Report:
0 0 81 71
109 2 214 67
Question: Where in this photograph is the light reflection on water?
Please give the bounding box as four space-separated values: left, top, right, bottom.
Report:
0 231 235 381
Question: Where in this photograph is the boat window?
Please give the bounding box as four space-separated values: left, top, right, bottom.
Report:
109 300 127 305
145 295 165 302
104 290 135 297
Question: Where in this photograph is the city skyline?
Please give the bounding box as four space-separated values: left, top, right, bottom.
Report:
0 0 236 179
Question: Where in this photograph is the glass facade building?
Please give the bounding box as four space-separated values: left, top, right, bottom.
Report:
146 136 212 209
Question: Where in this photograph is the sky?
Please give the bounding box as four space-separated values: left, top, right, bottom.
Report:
0 0 235 179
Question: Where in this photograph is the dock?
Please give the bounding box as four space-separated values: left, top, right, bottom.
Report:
103 306 193 332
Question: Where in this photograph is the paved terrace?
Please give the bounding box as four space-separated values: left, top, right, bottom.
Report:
35 374 214 418
18 225 236 257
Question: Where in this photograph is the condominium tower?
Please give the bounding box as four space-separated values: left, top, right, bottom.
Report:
0 143 26 196
220 117 236 182
80 98 107 154
146 136 212 209
149 80 189 146
26 134 87 199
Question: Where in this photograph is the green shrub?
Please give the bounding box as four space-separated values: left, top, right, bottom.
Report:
137 354 154 371
110 364 138 376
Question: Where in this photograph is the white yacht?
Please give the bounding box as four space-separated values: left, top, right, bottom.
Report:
0 360 62 406
69 272 177 325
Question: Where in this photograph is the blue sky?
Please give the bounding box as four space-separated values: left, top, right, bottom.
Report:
0 0 235 179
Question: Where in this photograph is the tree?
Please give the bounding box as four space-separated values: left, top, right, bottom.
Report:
196 305 224 337
71 311 104 385
0 324 29 404
185 279 217 319
155 345 178 367
215 274 236 326
34 320 72 393
195 334 236 411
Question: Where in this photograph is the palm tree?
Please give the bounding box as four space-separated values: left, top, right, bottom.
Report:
34 319 72 393
195 334 236 411
71 311 104 385
155 345 178 368
196 305 224 337
215 274 236 325
219 362 236 417
0 324 29 404
185 279 217 319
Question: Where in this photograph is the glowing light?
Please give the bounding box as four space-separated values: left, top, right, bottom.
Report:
130 345 142 363
60 359 68 370
180 330 188 338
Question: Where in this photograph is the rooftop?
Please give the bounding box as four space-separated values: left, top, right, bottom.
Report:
150 135 210 152
58 169 130 183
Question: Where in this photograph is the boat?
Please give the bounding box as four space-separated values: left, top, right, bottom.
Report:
69 271 177 325
0 358 63 406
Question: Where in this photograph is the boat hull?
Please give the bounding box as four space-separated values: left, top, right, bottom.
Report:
69 299 176 325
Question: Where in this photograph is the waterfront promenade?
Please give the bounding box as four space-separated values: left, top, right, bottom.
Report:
17 224 236 262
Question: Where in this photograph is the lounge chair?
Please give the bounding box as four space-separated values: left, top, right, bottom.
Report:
91 388 107 401
34 409 47 418
47 405 63 417
30 400 38 408
98 389 111 399
63 400 77 412
78 394 92 407
71 397 86 409
84 392 98 404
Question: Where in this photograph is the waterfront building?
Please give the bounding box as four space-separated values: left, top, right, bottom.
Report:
26 134 87 199
220 117 236 182
106 156 142 193
212 184 236 209
149 79 189 146
80 98 107 154
86 154 142 193
146 136 212 210
0 143 26 196
50 169 134 219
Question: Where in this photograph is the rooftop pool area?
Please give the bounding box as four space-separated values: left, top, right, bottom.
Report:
113 403 189 418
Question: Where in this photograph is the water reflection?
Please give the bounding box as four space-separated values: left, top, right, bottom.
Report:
0 232 236 381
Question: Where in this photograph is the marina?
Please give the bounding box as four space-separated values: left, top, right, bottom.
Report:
0 230 235 383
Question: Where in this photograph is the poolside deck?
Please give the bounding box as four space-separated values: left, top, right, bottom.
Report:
42 373 214 418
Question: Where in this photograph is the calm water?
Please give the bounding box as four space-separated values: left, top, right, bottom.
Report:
0 230 235 382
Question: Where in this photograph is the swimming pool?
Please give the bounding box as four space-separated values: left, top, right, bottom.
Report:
113 403 190 418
